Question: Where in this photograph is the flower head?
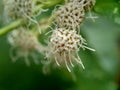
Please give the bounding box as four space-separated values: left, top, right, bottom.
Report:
4 0 43 33
55 1 85 30
45 28 95 72
8 27 44 66
4 0 33 20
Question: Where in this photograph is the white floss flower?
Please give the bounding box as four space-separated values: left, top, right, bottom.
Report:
46 28 95 72
54 1 85 30
4 0 43 33
8 27 44 66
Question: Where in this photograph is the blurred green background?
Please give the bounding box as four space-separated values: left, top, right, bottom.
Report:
0 0 120 90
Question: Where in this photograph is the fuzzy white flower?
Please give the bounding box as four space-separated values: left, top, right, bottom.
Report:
55 0 96 30
55 1 85 30
8 27 44 66
45 28 95 72
4 0 44 33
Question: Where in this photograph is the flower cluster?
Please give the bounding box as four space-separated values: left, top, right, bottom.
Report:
46 28 85 72
55 0 96 30
4 0 33 20
4 0 42 33
55 1 85 30
45 0 96 72
5 0 96 73
8 27 44 66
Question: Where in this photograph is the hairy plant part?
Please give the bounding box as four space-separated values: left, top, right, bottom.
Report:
4 0 44 33
45 28 95 72
8 27 44 66
65 0 97 24
54 1 85 30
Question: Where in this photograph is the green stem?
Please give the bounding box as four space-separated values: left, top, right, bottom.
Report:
0 19 23 36
0 0 63 36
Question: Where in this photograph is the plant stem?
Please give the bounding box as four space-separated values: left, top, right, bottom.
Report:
0 19 23 36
